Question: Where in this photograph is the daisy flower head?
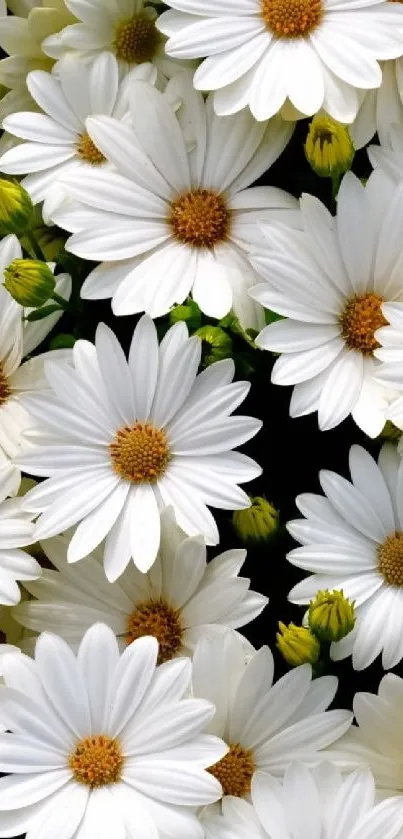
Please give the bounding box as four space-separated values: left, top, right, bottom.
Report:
191 629 352 805
157 0 403 123
0 52 157 220
0 644 20 730
0 623 228 839
42 0 193 81
287 442 403 671
0 0 75 123
327 672 403 795
250 170 403 436
18 315 262 579
51 72 298 330
0 233 71 488
367 124 403 184
351 59 403 150
214 764 403 839
12 509 268 658
372 301 403 433
0 464 39 606
251 763 403 839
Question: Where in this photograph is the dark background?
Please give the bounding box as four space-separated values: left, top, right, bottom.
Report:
38 119 389 715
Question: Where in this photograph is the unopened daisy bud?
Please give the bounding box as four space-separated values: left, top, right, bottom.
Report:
4 259 55 308
308 590 356 643
305 114 354 179
0 179 34 235
169 300 201 332
380 420 402 443
233 496 279 545
195 325 233 367
276 622 320 668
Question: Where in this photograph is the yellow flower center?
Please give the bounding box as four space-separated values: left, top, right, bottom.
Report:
378 532 403 587
114 14 160 64
261 0 323 37
109 422 170 484
76 132 106 165
0 364 10 406
208 743 256 798
68 735 124 787
339 293 388 355
126 598 183 664
169 189 230 249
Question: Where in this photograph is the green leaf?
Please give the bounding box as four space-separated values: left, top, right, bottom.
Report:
25 303 61 322
49 333 77 350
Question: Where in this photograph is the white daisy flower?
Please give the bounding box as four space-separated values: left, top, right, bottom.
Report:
191 629 352 805
212 764 403 839
252 764 403 839
0 0 75 124
0 463 38 605
49 73 298 330
42 0 193 81
0 643 20 730
0 623 227 839
373 306 403 434
12 509 268 658
0 52 156 220
0 233 71 489
250 170 403 436
326 672 403 796
18 315 262 579
367 124 403 184
287 442 403 671
157 0 403 122
362 143 403 431
351 61 403 151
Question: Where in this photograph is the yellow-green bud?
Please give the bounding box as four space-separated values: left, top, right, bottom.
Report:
195 325 233 367
305 114 354 179
233 496 279 545
380 420 402 443
25 226 66 262
276 622 320 668
308 589 356 643
169 300 201 332
4 259 55 307
0 179 34 235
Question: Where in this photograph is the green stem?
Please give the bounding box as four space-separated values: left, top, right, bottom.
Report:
25 229 47 262
51 291 71 312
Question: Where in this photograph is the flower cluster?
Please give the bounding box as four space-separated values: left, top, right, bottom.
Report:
0 0 403 837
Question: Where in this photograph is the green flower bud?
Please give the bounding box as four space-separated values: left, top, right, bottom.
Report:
4 259 55 307
308 589 356 643
195 325 233 367
380 420 402 443
233 496 279 545
0 179 34 235
169 300 201 332
276 622 320 668
305 114 354 179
